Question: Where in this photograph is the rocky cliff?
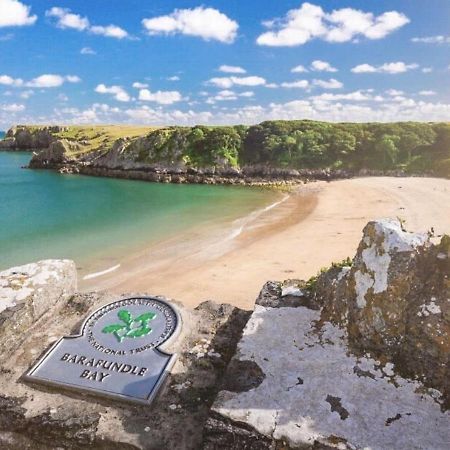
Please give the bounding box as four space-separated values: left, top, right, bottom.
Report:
0 125 67 150
2 123 434 186
0 219 449 449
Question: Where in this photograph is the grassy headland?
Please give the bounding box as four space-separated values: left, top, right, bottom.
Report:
2 120 450 179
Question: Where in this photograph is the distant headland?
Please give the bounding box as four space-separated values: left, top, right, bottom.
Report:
1 121 449 185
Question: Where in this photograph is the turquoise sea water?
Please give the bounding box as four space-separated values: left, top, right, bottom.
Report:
0 149 276 272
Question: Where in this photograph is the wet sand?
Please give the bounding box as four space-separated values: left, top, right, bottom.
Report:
82 177 450 310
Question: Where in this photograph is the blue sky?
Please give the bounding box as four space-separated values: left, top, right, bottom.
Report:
0 0 449 128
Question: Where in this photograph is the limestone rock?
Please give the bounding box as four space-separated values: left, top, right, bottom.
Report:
204 305 450 449
2 126 61 150
313 219 450 405
28 139 78 168
0 260 77 362
0 281 250 448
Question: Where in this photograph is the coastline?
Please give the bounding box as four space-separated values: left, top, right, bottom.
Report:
82 176 450 309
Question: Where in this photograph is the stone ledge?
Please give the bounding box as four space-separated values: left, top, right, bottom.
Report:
205 305 450 449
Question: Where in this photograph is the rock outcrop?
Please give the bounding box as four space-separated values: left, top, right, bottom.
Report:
0 260 77 363
28 139 78 168
313 219 450 406
0 126 66 150
204 219 450 449
0 261 250 449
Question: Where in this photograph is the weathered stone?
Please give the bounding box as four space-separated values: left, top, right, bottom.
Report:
29 139 80 168
314 219 450 405
0 271 251 450
0 259 77 362
205 305 450 449
256 280 318 309
1 126 61 150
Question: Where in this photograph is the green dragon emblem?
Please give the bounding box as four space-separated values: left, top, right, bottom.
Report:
101 309 156 343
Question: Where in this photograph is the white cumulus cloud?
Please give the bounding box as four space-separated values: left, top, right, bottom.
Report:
313 78 343 89
90 25 128 39
208 76 266 89
281 80 309 89
219 65 246 74
291 65 308 73
46 7 88 31
132 82 148 89
26 74 80 88
46 7 129 39
142 7 238 43
0 74 78 88
256 2 409 46
139 89 182 105
95 84 130 102
0 74 23 86
0 0 37 27
206 89 254 104
351 62 418 74
311 60 337 72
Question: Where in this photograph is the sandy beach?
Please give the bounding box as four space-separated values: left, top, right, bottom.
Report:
82 177 450 309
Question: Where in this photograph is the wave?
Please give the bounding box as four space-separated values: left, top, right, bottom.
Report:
228 194 290 240
83 263 121 280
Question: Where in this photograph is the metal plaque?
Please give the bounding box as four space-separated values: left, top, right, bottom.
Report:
25 296 181 405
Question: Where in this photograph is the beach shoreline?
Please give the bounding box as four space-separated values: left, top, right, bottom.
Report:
82 176 450 310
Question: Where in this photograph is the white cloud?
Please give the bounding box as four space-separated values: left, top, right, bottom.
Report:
124 105 214 124
311 90 373 102
132 82 148 89
281 80 309 89
46 7 88 31
256 3 409 46
418 90 436 96
208 75 266 88
206 89 254 104
351 62 418 74
95 84 130 102
311 60 337 72
0 74 23 86
46 7 129 39
1 102 25 112
27 74 64 88
167 76 180 81
0 0 37 27
80 46 96 55
313 78 343 89
412 35 450 44
8 95 450 129
385 89 404 96
90 25 128 39
138 88 182 105
422 67 433 73
219 65 246 74
66 75 81 83
0 74 78 88
142 7 238 43
291 65 308 73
